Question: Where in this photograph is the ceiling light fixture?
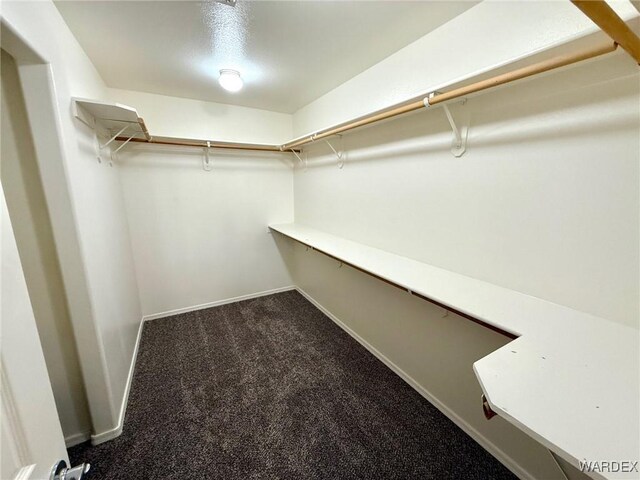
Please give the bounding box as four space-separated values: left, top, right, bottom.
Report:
218 69 243 92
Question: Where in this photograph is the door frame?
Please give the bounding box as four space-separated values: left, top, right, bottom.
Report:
1 14 115 441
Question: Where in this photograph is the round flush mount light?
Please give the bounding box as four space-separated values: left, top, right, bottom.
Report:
219 69 243 92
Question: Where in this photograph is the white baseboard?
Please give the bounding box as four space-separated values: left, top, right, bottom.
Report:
90 315 145 446
64 431 90 448
294 286 535 480
142 286 297 322
90 421 121 446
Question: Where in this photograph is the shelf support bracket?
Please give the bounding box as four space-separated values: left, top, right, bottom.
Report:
203 142 213 171
110 133 136 166
113 134 135 154
100 125 129 150
425 93 468 158
325 135 344 169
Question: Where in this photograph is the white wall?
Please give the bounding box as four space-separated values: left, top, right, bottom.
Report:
285 2 639 479
294 55 639 327
2 0 143 442
292 1 639 328
117 144 294 318
110 88 292 144
106 89 294 318
108 92 297 319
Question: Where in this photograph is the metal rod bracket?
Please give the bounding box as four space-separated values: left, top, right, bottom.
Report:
482 394 498 420
93 133 102 164
442 103 468 157
203 141 212 171
291 148 307 170
109 133 137 166
426 93 468 157
325 135 344 168
100 125 129 149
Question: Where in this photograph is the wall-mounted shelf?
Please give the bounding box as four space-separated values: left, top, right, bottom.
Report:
72 97 293 157
72 97 150 142
269 222 639 480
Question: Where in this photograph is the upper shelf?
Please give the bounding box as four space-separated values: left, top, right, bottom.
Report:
72 97 285 153
269 222 639 480
72 97 150 141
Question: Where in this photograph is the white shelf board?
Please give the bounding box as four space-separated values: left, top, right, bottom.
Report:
269 222 639 480
72 97 148 140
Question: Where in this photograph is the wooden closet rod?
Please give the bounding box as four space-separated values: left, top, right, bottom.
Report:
116 136 288 152
281 40 617 151
427 41 618 105
572 0 640 64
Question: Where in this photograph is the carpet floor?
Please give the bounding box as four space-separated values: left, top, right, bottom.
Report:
69 290 516 479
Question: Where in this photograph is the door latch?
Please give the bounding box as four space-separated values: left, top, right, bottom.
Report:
50 460 91 480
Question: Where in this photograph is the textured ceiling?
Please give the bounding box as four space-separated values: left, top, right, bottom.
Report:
55 1 477 113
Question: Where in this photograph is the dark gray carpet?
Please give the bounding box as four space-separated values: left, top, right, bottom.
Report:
69 290 515 479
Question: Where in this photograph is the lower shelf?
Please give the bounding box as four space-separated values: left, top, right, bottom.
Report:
269 222 639 480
